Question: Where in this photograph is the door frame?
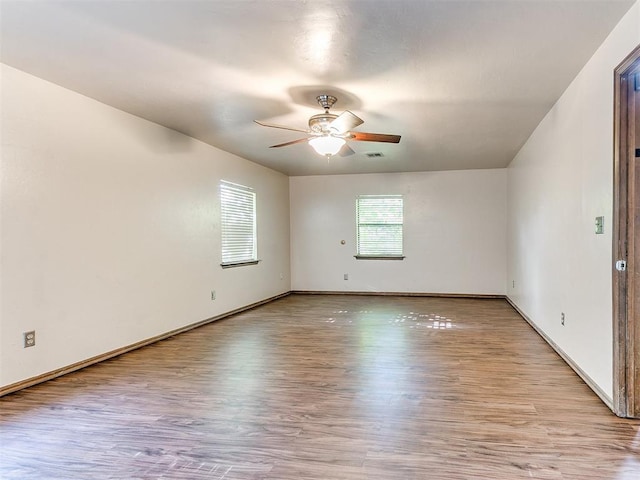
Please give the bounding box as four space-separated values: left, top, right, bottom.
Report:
613 44 640 418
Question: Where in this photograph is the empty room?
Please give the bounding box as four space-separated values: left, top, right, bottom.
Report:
2 0 640 478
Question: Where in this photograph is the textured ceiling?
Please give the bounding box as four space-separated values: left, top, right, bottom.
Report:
0 0 635 176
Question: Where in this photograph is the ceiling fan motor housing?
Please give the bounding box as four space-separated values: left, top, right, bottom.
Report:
309 113 338 133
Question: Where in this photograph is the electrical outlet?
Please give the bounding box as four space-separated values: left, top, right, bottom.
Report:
211 290 216 301
344 273 348 280
561 312 565 326
24 331 35 348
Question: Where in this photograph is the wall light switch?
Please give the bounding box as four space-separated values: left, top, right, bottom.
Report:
595 216 604 234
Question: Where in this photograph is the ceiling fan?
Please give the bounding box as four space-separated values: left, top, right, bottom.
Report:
254 95 401 157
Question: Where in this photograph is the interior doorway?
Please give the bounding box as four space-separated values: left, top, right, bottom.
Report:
613 44 640 418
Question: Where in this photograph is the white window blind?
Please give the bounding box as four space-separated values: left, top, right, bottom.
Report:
356 195 403 257
220 181 257 266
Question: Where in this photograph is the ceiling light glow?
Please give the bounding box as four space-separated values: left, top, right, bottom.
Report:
308 136 345 156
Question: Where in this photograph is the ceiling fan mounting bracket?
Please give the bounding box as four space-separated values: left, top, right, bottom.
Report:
316 94 338 112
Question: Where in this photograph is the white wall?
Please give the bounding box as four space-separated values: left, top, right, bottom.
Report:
507 2 640 401
0 64 291 389
290 170 506 295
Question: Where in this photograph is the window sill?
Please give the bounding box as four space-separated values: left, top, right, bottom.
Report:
220 260 260 269
354 255 405 260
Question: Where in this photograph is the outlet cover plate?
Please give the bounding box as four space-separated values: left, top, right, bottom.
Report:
24 331 36 348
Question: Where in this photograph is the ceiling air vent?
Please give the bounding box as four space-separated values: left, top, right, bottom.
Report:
365 152 384 158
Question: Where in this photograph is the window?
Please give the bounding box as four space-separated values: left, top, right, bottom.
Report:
356 195 404 259
220 180 257 267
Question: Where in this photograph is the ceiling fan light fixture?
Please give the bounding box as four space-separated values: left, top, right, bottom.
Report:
308 135 345 156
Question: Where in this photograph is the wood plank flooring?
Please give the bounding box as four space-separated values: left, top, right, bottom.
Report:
1 294 639 479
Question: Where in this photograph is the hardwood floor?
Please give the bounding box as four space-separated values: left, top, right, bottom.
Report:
1 294 639 479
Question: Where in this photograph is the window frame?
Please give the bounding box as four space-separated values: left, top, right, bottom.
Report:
355 194 405 260
219 180 259 268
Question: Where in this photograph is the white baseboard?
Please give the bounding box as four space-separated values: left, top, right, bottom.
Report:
505 296 614 412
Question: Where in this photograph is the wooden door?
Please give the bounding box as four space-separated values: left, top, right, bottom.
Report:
613 46 640 418
631 72 640 416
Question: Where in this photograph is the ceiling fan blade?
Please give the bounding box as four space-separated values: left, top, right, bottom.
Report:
254 120 309 134
339 144 356 157
329 110 364 134
350 132 401 143
269 137 310 148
